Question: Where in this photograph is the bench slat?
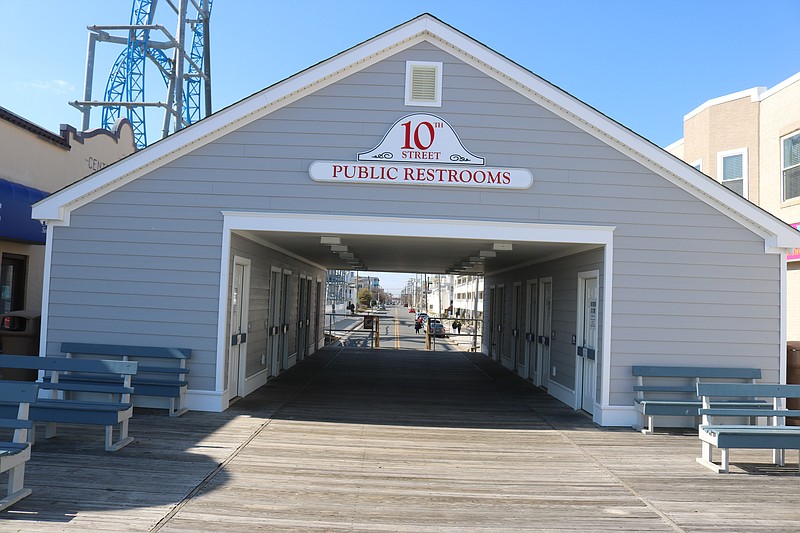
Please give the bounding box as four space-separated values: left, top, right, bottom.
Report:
0 442 29 455
136 365 190 375
697 383 800 398
632 366 762 379
699 408 800 417
0 419 34 430
0 355 137 375
38 380 134 395
62 342 190 359
634 385 696 393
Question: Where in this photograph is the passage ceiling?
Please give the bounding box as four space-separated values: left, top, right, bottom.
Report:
236 230 598 275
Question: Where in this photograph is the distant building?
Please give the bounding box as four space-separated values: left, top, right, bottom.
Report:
0 107 135 323
665 72 800 339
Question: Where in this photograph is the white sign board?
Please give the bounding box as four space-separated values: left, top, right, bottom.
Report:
309 113 533 191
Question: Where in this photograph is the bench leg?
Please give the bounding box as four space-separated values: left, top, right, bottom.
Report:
104 420 134 452
169 397 188 418
637 414 655 435
720 448 730 473
696 442 728 473
44 422 57 440
1 456 32 511
773 448 785 467
0 470 31 511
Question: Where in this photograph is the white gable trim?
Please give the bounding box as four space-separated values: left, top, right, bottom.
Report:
32 14 800 251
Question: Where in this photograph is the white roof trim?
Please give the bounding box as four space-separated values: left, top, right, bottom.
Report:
684 87 766 121
32 14 800 250
664 138 683 152
759 71 800 101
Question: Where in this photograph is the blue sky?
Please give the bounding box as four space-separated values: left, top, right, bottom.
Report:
2 0 798 292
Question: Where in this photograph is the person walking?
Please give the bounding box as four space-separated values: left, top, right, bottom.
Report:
452 319 462 334
414 320 422 334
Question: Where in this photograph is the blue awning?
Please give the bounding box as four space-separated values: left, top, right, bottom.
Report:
0 179 48 244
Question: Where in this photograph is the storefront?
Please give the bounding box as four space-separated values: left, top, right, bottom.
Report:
32 14 800 426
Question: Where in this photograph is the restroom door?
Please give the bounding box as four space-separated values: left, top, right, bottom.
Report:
314 280 322 351
228 257 250 398
492 285 505 362
524 280 538 381
578 273 599 413
280 271 291 370
297 276 307 361
536 278 552 388
511 283 523 375
268 268 282 377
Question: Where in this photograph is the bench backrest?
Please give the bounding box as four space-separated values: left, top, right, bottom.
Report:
0 381 39 404
632 366 762 379
61 342 190 359
0 354 138 375
697 382 800 399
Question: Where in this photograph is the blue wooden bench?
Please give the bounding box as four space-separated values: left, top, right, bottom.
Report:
61 343 191 417
0 355 138 451
0 382 38 512
696 383 800 473
632 366 765 434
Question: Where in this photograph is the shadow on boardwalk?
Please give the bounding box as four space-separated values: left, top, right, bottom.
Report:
3 346 800 532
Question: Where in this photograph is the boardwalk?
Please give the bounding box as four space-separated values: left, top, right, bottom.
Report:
3 346 799 532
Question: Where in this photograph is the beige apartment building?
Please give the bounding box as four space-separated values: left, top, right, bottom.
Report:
0 107 135 323
666 72 800 340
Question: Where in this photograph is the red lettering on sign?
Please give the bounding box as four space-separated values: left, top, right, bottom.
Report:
401 120 436 151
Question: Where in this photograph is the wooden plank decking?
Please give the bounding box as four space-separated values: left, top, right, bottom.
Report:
2 346 799 532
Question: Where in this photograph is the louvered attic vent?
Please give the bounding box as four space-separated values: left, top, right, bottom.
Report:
405 61 442 107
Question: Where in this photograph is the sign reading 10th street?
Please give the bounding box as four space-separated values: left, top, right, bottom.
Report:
309 113 532 190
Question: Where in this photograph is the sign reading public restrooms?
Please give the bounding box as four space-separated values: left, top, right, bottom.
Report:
309 114 533 189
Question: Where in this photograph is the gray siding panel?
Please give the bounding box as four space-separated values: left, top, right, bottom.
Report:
43 42 783 410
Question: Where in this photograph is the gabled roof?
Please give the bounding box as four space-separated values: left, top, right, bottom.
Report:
32 13 800 249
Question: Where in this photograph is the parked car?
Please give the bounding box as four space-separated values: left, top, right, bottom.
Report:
428 319 446 337
408 307 415 313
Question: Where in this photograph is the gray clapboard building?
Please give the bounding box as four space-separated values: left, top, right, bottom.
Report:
32 14 800 426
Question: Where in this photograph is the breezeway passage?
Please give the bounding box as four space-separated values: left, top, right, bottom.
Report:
5 346 799 532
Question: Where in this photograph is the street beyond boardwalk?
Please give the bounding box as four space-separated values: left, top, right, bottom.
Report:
3 346 799 532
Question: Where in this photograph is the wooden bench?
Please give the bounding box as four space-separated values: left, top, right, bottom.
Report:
61 342 191 417
0 355 138 451
632 366 764 434
696 383 800 473
0 382 38 511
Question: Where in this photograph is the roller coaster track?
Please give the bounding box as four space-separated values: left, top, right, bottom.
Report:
90 0 212 148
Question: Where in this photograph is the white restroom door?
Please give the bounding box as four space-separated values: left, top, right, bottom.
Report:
228 258 250 398
268 268 281 377
537 279 552 388
494 285 505 362
280 271 291 370
578 273 599 413
524 280 538 381
511 283 523 376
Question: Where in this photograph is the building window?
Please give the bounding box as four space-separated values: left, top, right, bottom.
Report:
405 61 442 107
717 149 747 198
783 132 800 201
0 254 26 314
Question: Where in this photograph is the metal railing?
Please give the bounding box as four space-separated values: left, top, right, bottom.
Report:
323 311 482 351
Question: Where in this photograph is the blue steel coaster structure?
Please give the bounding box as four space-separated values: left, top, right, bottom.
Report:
71 0 213 149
